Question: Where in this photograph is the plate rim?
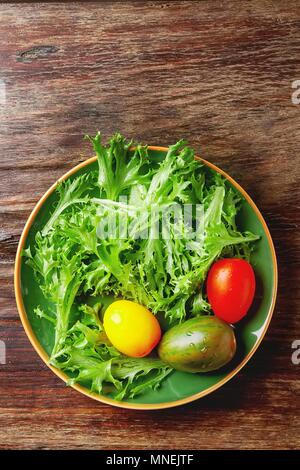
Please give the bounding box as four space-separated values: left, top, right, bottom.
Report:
14 146 278 410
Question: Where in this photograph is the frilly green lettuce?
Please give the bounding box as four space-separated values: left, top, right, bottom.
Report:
25 133 258 400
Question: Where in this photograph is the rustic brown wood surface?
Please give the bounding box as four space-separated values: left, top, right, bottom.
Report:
0 0 299 450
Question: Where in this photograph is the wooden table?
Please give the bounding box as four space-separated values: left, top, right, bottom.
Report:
0 1 299 450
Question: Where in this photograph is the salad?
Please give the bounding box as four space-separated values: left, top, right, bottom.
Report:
24 133 259 400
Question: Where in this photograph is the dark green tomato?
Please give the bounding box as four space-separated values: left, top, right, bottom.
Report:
158 316 236 373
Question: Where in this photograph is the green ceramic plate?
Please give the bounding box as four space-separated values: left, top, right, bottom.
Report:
15 147 277 409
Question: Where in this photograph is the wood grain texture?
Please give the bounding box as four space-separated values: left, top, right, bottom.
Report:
0 0 300 450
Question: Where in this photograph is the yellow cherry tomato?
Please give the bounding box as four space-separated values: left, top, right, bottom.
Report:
103 300 161 358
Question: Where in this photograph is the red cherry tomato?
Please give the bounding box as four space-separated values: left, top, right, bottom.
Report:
207 258 255 323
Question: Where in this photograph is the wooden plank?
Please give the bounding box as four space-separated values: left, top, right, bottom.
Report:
0 0 299 450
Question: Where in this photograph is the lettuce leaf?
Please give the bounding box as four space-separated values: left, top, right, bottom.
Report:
25 132 259 400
